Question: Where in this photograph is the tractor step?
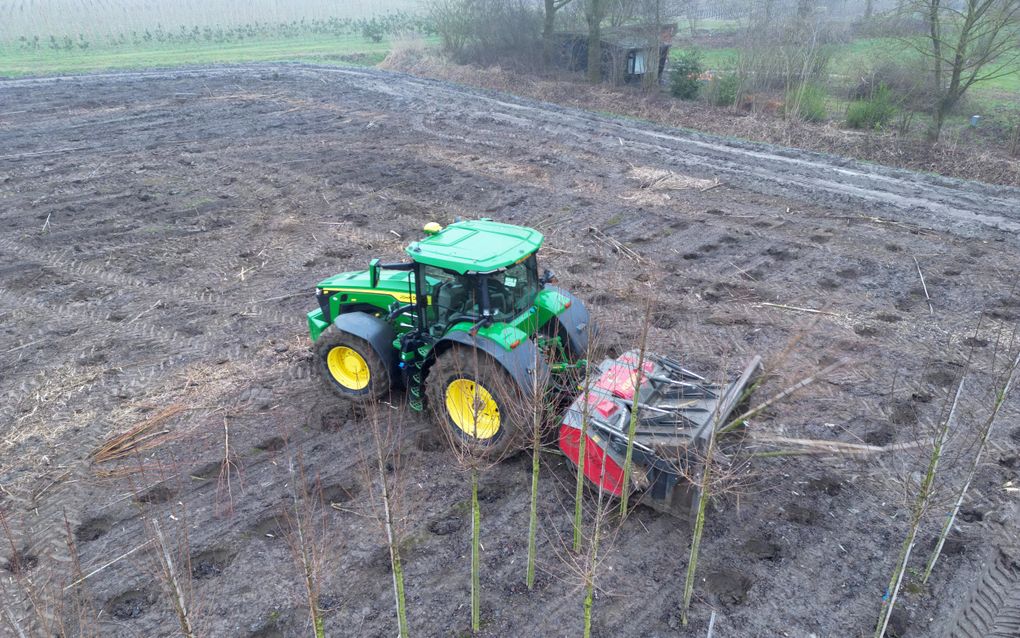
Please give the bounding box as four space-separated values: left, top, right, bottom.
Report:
558 350 762 517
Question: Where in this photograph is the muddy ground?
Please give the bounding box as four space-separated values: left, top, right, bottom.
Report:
1 65 1019 638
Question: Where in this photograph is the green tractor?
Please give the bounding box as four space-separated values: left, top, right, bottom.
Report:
307 219 592 456
307 219 760 511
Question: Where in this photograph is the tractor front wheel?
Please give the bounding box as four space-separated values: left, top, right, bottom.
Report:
314 329 390 403
426 346 522 458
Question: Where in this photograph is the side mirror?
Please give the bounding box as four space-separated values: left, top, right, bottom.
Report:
540 269 558 285
369 258 381 288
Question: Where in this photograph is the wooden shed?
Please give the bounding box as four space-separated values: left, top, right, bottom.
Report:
553 23 676 85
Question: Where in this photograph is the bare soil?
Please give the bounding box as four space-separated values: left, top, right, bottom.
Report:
381 50 1020 189
1 64 1019 638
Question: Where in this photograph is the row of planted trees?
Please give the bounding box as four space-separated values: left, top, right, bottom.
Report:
362 300 712 637
362 297 1020 638
11 12 432 52
6 299 1014 636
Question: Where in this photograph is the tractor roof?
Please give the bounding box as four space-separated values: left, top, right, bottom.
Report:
406 220 543 275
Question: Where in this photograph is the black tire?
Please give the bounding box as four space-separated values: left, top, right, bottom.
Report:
426 345 524 458
314 328 391 403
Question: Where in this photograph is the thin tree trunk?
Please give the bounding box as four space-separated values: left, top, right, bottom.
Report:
543 0 556 67
927 0 944 142
620 302 652 517
924 351 1020 582
874 377 965 638
376 427 409 637
526 345 543 589
681 419 715 625
152 521 195 638
573 377 593 553
586 0 604 83
471 467 481 632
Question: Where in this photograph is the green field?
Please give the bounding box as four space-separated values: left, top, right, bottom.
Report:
0 34 434 76
670 35 1020 108
0 0 423 41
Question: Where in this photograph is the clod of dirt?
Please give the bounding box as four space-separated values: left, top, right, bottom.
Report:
106 589 152 620
3 551 39 574
889 399 918 426
255 436 286 452
248 626 284 638
958 508 985 523
923 364 961 388
253 514 287 540
894 297 915 312
318 405 349 432
962 336 989 348
742 538 782 561
588 291 619 306
706 569 753 606
854 324 879 337
864 426 895 446
818 277 841 291
927 532 968 557
782 505 818 525
911 391 933 404
75 516 112 542
999 455 1020 470
136 484 176 505
808 475 843 496
428 516 464 536
875 312 903 323
414 430 442 452
478 483 509 503
191 547 234 580
764 246 796 261
319 482 360 506
652 311 677 329
705 314 752 326
190 461 222 481
886 606 910 637
1011 427 1020 444
836 267 859 280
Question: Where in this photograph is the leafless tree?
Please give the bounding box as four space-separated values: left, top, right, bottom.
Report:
898 0 1020 141
544 0 578 65
584 0 609 82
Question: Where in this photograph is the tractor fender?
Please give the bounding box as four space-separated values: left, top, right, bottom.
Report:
434 332 550 397
331 311 400 383
547 286 596 357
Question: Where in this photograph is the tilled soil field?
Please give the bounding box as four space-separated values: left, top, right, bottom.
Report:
1 65 1020 638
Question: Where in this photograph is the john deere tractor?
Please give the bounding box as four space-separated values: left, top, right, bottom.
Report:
307 219 592 456
307 219 760 513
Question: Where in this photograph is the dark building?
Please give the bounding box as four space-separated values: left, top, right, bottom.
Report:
553 23 676 85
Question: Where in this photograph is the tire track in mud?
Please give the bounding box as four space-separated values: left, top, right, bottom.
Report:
6 64 1017 238
282 65 1020 238
0 387 369 637
948 546 1020 638
3 63 1020 637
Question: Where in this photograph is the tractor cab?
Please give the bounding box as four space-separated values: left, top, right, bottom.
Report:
407 219 546 328
420 254 544 337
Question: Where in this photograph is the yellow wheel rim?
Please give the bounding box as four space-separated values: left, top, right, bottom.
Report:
445 379 500 440
326 346 370 390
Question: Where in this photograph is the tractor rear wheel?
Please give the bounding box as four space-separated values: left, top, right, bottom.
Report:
426 345 523 458
314 328 390 403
